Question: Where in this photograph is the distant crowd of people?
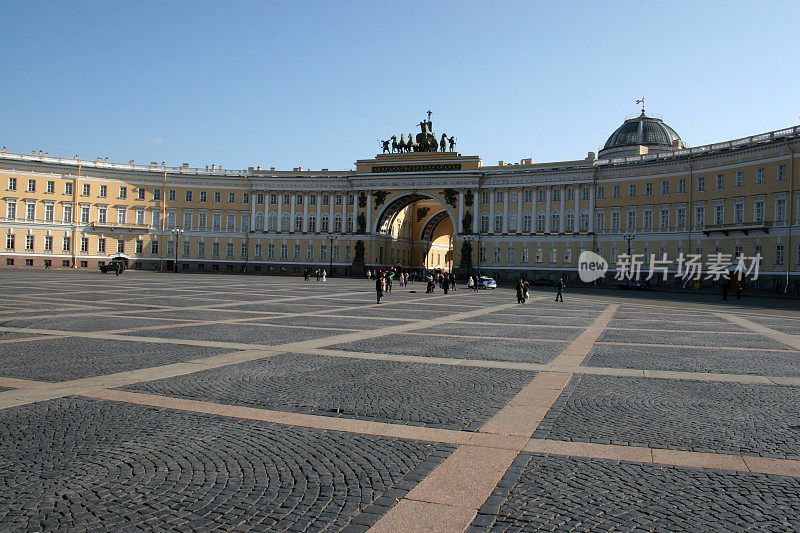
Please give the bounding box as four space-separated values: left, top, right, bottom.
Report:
303 267 327 282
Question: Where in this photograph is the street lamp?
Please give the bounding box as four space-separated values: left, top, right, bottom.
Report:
327 233 337 275
171 228 183 273
622 232 636 257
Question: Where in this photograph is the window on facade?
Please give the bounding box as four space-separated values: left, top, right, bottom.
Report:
136 209 145 225
80 237 88 252
582 187 590 200
198 212 207 229
346 214 354 233
508 212 517 232
138 188 146 200
775 244 784 265
82 184 90 196
6 233 16 249
754 200 764 222
495 190 504 204
322 194 330 206
777 164 786 182
661 181 669 195
756 168 764 184
694 205 705 229
80 206 89 224
523 212 532 232
595 211 604 232
26 235 34 250
153 189 161 201
627 210 637 230
596 186 604 200
307 245 314 259
119 187 127 199
537 213 545 232
734 202 744 224
676 207 686 230
480 213 489 233
197 242 205 256
643 209 653 231
308 214 316 232
660 208 669 230
8 178 16 191
268 213 277 231
551 212 560 233
566 188 574 202
291 213 301 232
509 190 517 203
242 192 249 204
537 189 545 203
645 182 652 196
43 181 54 193
44 235 52 251
494 213 503 232
183 241 190 256
612 185 620 199
348 194 355 206
321 214 330 232
565 211 574 232
200 191 207 203
118 239 125 253
63 205 73 223
335 194 342 206
226 213 235 230
507 247 514 263
580 212 589 232
211 242 219 257
28 179 37 192
678 179 686 194
481 191 489 204
212 213 221 229
99 185 107 198
611 211 620 232
776 198 786 224
185 190 193 202
716 174 724 190
697 176 705 192
334 214 342 232
552 189 560 202
26 203 35 221
629 184 636 198
714 204 724 225
136 240 143 254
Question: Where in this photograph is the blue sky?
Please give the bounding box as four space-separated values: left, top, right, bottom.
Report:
2 1 798 171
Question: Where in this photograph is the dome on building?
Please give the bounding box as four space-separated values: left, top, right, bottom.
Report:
599 110 683 158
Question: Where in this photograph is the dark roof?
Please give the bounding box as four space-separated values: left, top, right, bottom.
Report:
603 111 682 150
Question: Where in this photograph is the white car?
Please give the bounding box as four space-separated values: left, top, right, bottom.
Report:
478 276 497 289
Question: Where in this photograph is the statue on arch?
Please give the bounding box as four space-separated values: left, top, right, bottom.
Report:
379 139 391 154
440 133 448 153
448 136 456 152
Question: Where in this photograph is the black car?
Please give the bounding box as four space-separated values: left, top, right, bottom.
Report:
99 259 127 274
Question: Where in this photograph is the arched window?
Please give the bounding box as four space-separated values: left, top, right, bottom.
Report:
308 213 316 232
480 212 489 233
321 213 329 232
255 212 264 230
268 212 277 231
565 210 574 233
494 213 503 233
551 212 560 233
580 210 589 232
334 214 342 232
346 214 354 233
537 212 546 233
281 213 290 232
294 213 303 232
522 211 532 233
508 212 517 232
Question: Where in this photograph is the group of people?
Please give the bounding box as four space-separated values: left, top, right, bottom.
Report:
303 268 327 282
426 272 457 294
515 277 565 303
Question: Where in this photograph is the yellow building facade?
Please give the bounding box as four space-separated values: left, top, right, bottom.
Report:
1 114 798 292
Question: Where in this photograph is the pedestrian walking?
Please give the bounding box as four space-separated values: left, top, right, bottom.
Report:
555 278 565 302
467 276 474 291
449 273 456 291
524 280 530 303
426 273 435 294
516 278 525 304
321 269 327 282
304 268 310 282
316 269 321 282
443 276 450 294
366 269 371 280
376 274 384 304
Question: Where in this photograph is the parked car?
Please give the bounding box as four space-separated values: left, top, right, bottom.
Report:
477 276 497 289
627 279 649 290
99 258 127 274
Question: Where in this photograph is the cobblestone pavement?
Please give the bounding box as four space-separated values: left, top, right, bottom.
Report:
535 374 800 458
1 269 799 531
0 397 455 532
470 454 800 532
120 353 536 430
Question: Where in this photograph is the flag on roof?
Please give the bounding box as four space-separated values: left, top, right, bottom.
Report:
636 98 645 105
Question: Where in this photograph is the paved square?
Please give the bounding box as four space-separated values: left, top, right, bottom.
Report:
1 269 799 531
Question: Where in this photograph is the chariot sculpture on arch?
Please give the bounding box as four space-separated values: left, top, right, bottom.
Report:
380 111 458 154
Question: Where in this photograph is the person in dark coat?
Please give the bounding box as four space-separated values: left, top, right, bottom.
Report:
555 278 565 302
443 276 450 294
376 275 384 304
516 278 525 304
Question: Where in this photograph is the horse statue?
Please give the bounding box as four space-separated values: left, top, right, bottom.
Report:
380 139 391 154
391 135 399 153
440 133 448 153
408 133 417 152
398 134 407 153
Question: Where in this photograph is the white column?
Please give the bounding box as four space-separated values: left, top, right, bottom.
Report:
502 188 509 233
329 191 335 232
457 189 464 234
472 189 479 234
265 191 272 233
574 185 580 233
559 185 566 234
289 191 296 233
545 186 551 233
316 193 322 234
489 188 495 234
277 190 284 233
366 190 372 234
589 186 595 233
341 192 347 233
516 187 523 234
249 191 256 232
303 193 309 232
